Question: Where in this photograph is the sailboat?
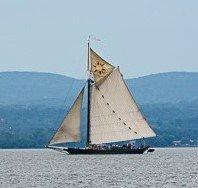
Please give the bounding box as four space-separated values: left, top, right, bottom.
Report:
47 39 156 154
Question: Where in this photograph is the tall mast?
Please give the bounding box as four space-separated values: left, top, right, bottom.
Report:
86 36 91 147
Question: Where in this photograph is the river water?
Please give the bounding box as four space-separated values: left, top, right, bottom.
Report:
0 148 197 188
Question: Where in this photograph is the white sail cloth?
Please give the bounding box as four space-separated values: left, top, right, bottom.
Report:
49 88 84 145
90 68 156 144
90 49 114 85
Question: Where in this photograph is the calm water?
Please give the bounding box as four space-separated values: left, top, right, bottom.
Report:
0 148 197 188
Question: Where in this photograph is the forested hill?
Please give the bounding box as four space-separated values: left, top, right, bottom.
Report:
0 71 198 105
0 71 197 148
127 72 198 104
0 72 84 106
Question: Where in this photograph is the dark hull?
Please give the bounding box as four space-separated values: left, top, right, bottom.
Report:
63 146 150 155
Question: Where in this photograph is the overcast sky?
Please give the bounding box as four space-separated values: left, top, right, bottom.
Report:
0 0 197 79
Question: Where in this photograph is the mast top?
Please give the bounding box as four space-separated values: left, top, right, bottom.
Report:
87 35 91 77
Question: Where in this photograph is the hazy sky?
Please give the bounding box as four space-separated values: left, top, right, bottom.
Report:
0 0 198 79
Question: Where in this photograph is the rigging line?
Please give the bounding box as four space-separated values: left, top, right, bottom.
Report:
78 40 88 79
118 69 151 137
52 78 85 139
90 35 114 66
56 45 85 109
68 40 89 109
53 79 76 127
121 70 149 124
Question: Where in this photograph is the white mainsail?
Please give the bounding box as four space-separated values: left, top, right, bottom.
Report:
90 60 156 144
49 88 84 145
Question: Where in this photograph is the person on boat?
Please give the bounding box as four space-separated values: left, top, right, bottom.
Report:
126 141 135 149
131 142 135 149
127 142 132 149
122 144 127 148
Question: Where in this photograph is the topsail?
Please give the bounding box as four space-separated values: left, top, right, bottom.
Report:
90 48 114 85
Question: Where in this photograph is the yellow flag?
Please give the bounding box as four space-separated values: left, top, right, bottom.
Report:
90 48 115 85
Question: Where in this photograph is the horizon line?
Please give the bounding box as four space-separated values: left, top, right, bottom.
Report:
0 70 198 80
